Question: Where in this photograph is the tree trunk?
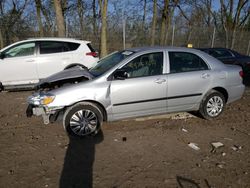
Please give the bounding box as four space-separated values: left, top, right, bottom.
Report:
92 0 97 37
77 0 84 39
41 6 53 36
35 0 44 37
142 0 147 28
53 0 65 37
150 0 157 46
0 28 4 49
160 0 169 45
99 0 108 58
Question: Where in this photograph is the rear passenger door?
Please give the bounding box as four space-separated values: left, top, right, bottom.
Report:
36 41 79 79
167 51 211 112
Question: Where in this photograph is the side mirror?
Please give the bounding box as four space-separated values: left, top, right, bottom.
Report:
113 69 128 80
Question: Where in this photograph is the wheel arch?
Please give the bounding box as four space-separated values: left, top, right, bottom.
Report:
66 100 107 122
211 87 228 103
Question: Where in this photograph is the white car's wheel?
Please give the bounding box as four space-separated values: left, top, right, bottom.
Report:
199 90 225 120
63 102 103 137
0 82 3 92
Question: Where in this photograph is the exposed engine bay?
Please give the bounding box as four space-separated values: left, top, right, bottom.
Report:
35 66 94 91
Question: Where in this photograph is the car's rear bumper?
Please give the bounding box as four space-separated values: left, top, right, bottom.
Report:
227 84 245 104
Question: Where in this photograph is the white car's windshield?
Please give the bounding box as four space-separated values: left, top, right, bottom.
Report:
89 50 134 77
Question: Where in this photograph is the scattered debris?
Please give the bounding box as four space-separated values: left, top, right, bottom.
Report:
216 163 224 169
8 169 14 175
181 128 188 133
188 142 200 151
211 142 224 153
211 142 224 149
231 145 242 151
171 113 193 120
221 152 226 156
196 163 201 167
224 137 233 141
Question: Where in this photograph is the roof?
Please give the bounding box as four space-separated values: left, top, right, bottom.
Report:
0 38 91 52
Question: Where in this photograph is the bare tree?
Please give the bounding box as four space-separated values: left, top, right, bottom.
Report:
99 0 108 57
160 0 169 45
150 0 157 46
53 0 65 37
92 0 98 37
220 0 249 48
35 0 44 37
77 0 85 39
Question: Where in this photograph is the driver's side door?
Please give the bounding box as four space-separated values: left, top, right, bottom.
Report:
110 51 167 120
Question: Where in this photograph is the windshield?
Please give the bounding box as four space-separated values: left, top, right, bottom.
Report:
89 50 134 77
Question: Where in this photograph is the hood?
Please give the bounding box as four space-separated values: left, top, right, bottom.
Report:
36 66 94 90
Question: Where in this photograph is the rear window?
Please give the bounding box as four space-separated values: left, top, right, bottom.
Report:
39 41 80 54
87 43 96 52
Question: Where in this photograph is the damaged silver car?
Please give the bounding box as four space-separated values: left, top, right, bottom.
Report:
26 47 245 137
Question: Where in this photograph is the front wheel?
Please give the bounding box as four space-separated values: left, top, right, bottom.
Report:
199 90 225 120
63 102 103 137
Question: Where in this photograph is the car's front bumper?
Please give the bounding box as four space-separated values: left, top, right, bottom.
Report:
26 104 64 124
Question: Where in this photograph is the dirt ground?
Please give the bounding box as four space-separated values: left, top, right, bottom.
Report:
0 85 250 188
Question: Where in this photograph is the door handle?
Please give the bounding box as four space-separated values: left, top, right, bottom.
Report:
154 78 166 84
26 59 35 62
201 73 210 79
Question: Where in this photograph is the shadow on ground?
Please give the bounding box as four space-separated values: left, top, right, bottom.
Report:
60 131 104 188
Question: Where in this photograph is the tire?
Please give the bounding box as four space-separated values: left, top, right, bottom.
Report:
199 90 225 120
0 82 3 92
63 102 103 137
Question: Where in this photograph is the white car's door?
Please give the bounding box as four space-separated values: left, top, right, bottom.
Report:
110 52 167 120
0 42 38 86
36 41 74 79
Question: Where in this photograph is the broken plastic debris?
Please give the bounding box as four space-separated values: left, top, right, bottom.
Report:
216 163 224 169
211 142 224 148
231 145 242 151
222 152 226 156
188 142 200 150
181 128 188 132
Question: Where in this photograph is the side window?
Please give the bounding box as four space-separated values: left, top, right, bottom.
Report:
122 52 163 78
4 42 35 58
214 49 233 58
39 41 79 54
169 52 209 73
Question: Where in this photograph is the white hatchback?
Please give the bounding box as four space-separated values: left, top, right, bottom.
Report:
0 38 99 90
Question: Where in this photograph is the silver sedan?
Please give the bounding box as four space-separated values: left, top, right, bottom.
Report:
27 47 245 137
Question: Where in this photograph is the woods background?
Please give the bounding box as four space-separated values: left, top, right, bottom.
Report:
0 0 249 57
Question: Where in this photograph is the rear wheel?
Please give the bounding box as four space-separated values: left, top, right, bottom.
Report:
199 90 225 120
63 102 103 137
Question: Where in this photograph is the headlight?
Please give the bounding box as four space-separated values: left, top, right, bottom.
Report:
28 93 55 106
41 95 55 105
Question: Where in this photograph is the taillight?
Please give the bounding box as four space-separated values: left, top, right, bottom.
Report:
239 70 244 78
86 52 98 57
